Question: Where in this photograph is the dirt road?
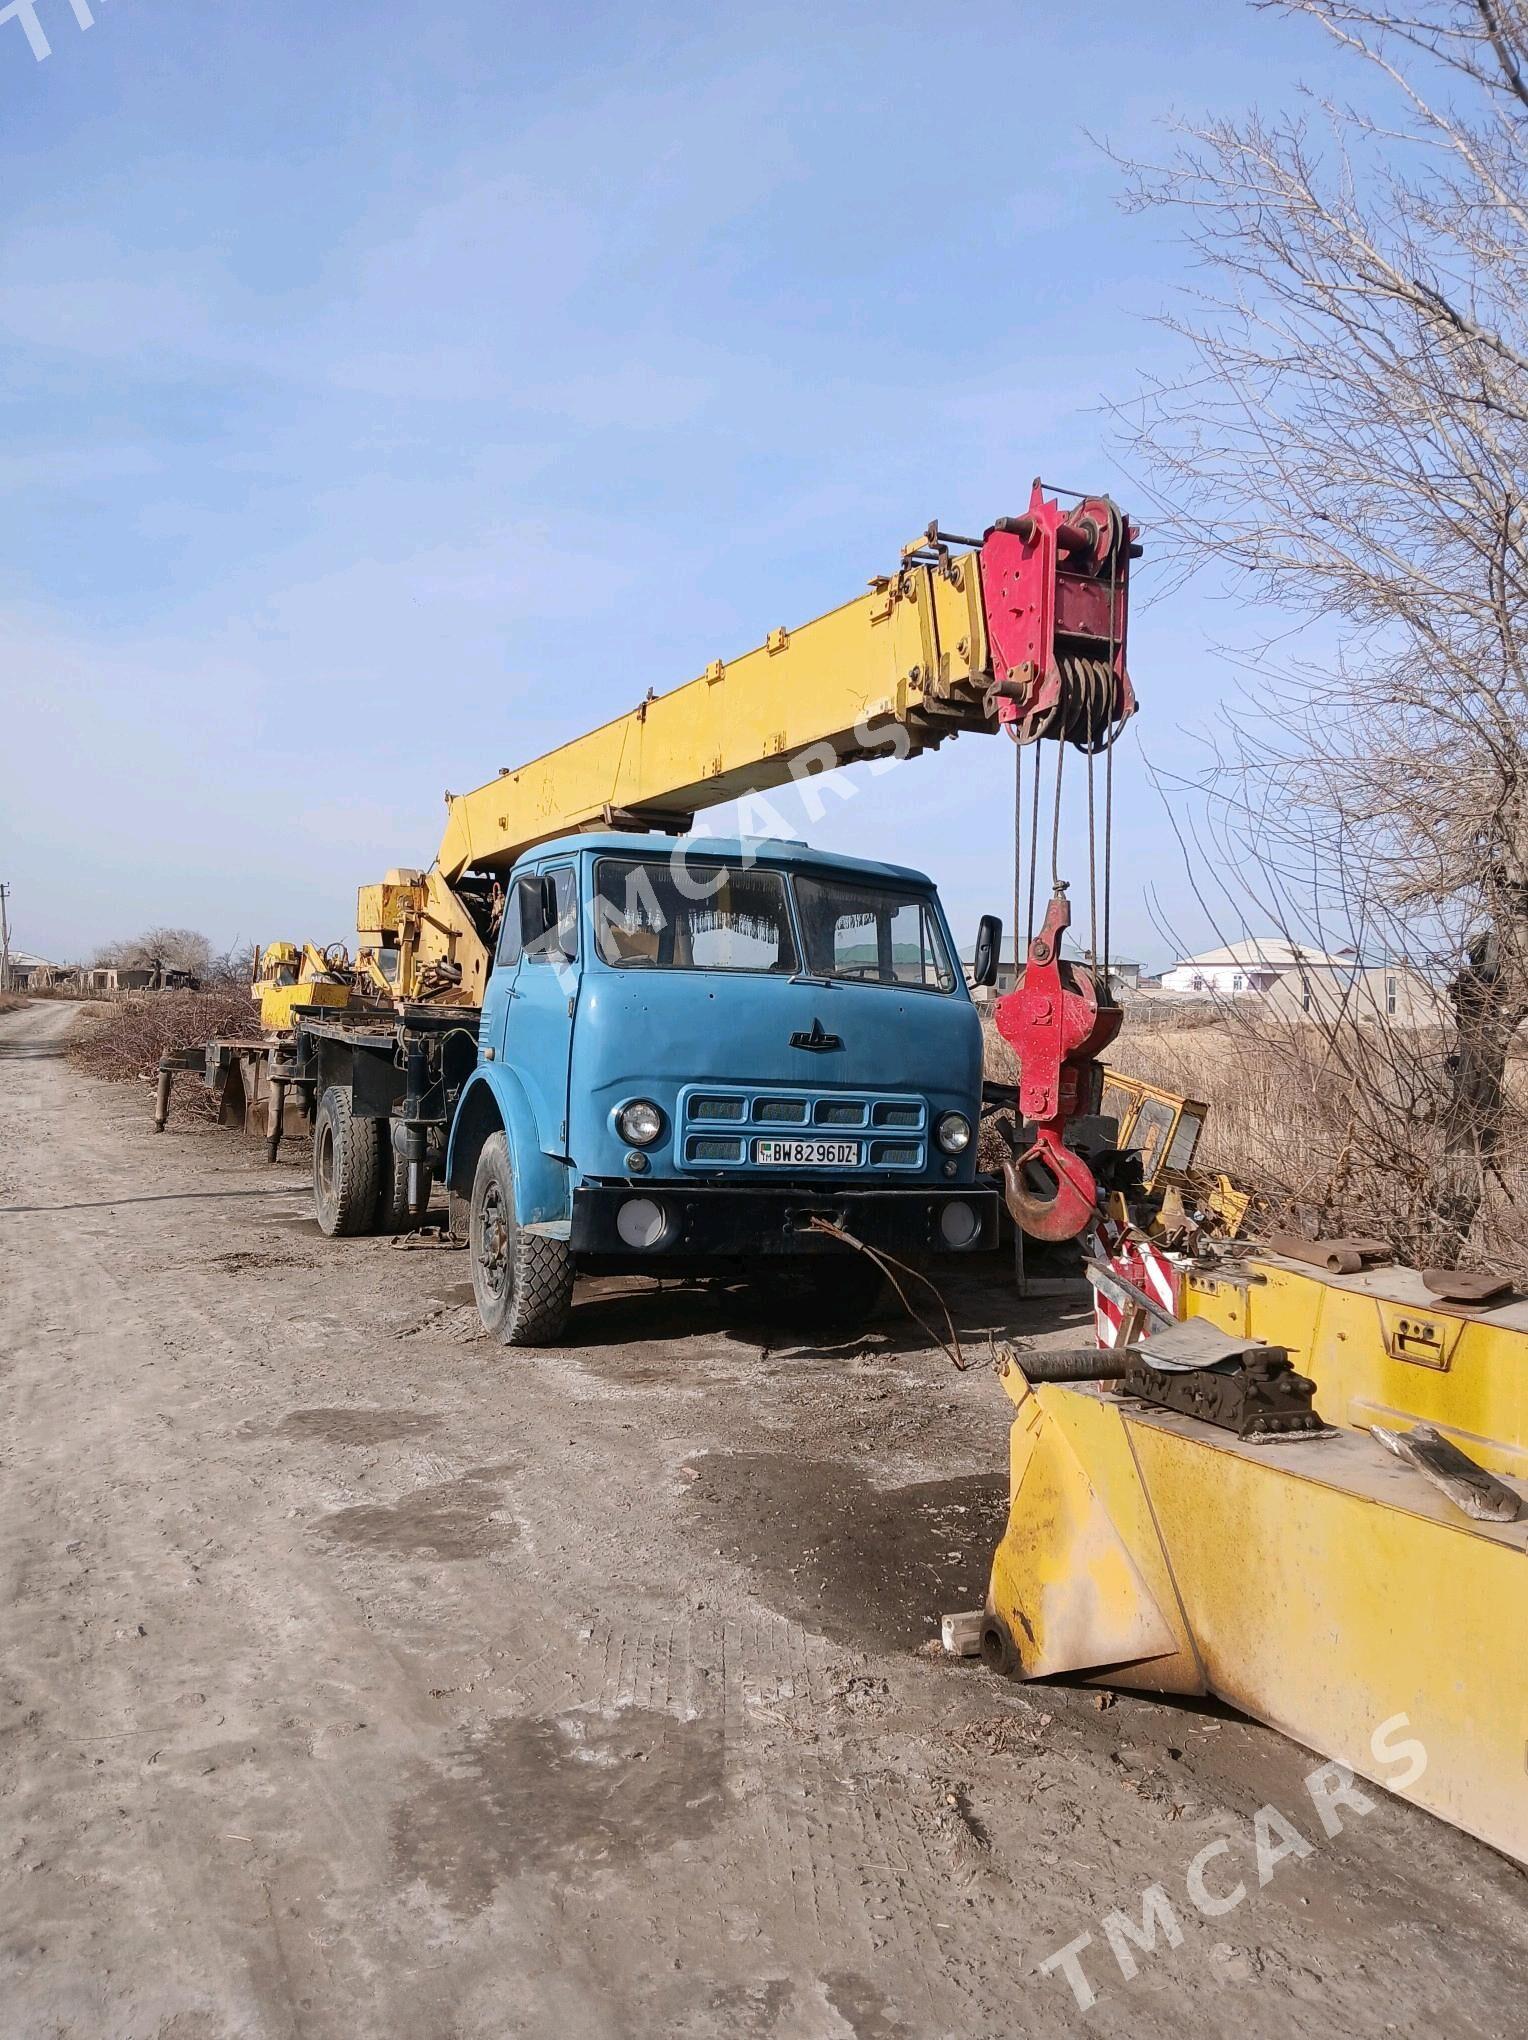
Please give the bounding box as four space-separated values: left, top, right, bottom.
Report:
1 997 1524 2038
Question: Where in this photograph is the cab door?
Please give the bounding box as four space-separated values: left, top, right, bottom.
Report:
479 872 528 1062
501 862 580 1158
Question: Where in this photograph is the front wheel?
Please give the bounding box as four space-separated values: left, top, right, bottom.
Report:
469 1131 574 1346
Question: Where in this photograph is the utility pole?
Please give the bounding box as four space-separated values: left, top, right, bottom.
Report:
0 882 10 993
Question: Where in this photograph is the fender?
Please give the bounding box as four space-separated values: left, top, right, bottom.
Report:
446 1065 573 1227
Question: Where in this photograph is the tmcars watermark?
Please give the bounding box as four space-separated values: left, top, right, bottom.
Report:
1 0 109 66
1037 1713 1429 2014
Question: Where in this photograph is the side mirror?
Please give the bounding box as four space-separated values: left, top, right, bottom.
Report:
539 871 559 937
971 913 1002 989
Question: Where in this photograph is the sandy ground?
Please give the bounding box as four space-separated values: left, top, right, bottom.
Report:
2 996 1525 2039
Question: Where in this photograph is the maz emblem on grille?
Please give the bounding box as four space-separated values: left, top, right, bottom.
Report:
790 1018 843 1053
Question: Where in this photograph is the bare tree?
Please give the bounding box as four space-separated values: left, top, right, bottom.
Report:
1116 0 1528 1265
94 926 216 978
204 939 257 988
1125 793 1528 1273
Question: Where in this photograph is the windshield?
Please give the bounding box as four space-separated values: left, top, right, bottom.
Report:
794 874 957 992
593 859 799 973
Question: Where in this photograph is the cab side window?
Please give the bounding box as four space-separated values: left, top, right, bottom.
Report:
524 866 579 966
496 874 539 966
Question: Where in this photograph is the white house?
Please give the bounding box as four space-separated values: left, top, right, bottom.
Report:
1262 961 1445 1029
1159 939 1357 1000
2 949 59 991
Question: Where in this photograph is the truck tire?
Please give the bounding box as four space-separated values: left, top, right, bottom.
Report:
313 1085 383 1237
469 1131 573 1346
374 1133 434 1235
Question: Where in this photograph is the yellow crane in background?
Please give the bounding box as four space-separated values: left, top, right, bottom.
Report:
249 940 356 1032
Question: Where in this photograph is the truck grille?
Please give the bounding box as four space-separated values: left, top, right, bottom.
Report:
678 1086 927 1172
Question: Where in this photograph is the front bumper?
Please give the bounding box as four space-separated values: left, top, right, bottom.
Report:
570 1180 999 1258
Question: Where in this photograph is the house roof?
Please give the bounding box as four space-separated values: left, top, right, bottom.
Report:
1169 940 1358 971
7 950 56 969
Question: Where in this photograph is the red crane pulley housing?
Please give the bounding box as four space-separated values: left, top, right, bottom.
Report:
980 482 1138 1241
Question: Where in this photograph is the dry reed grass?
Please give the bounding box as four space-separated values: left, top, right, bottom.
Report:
1115 1021 1528 1276
981 1006 1528 1277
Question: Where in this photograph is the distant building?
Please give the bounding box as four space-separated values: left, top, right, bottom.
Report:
1159 939 1358 1000
81 966 160 993
1155 941 1441 1026
1262 962 1445 1029
3 949 58 990
964 946 1142 998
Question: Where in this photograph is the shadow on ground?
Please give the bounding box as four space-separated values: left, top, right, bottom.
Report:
685 1450 1008 1652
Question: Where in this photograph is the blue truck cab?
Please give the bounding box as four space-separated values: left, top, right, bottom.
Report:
442 833 999 1343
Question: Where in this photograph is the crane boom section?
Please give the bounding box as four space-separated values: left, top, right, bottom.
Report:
434 557 995 885
357 489 1136 1007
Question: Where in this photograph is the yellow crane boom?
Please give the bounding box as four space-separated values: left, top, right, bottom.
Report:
360 547 995 1004
358 490 1136 1006
435 556 994 882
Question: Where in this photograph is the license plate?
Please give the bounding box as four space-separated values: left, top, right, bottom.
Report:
754 1138 860 1167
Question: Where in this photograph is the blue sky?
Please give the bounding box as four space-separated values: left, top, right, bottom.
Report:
0 0 1325 968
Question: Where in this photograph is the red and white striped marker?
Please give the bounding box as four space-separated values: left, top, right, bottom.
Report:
1093 1234 1182 1348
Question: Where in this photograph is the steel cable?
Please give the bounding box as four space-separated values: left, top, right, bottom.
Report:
1026 742 1041 949
804 1217 967 1371
1012 739 1023 978
1086 742 1098 968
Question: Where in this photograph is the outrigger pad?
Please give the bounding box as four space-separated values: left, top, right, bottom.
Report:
1133 1318 1268 1373
1421 1266 1516 1307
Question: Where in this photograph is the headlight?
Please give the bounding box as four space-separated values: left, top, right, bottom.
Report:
936 1111 972 1155
616 1099 662 1146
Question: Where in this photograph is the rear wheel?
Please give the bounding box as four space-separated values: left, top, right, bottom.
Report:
469 1131 574 1346
373 1126 434 1234
313 1085 383 1237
